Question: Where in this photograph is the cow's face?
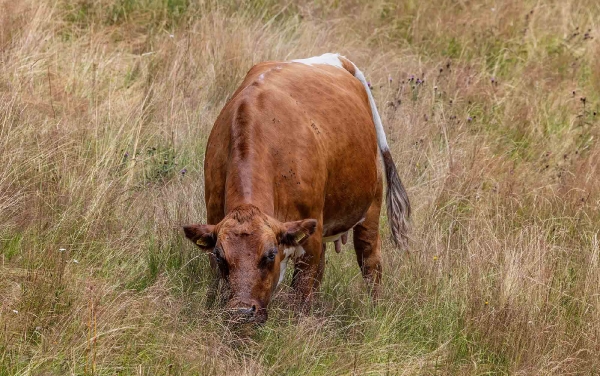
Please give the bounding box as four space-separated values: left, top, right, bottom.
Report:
183 205 316 324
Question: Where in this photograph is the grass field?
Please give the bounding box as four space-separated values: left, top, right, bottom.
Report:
1 0 600 374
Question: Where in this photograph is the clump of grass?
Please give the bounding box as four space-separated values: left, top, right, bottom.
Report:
1 0 599 374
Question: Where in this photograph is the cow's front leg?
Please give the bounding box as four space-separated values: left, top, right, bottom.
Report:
291 233 325 309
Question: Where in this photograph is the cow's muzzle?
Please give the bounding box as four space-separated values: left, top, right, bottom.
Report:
226 299 267 324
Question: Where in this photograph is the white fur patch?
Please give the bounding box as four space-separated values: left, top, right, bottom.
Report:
292 53 344 69
351 66 390 152
278 246 305 285
278 258 288 285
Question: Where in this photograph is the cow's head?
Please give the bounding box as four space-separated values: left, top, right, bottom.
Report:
183 204 316 324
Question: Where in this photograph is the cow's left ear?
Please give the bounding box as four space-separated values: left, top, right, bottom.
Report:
183 224 216 250
278 219 318 246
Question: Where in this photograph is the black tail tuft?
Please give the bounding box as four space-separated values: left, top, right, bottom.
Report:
381 149 411 249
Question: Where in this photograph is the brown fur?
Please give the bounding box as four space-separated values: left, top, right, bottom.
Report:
184 58 409 322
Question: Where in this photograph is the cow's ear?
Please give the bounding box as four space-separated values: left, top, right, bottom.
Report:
183 224 216 250
278 219 317 246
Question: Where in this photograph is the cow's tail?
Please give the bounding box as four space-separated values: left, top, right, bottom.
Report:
340 56 411 249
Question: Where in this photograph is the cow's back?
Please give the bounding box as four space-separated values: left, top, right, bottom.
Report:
204 61 380 236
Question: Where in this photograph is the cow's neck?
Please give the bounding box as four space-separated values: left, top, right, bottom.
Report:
224 144 274 216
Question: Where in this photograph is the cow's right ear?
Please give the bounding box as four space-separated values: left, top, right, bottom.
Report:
277 219 318 246
183 224 216 250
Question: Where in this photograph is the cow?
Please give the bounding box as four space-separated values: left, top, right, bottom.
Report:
183 53 410 324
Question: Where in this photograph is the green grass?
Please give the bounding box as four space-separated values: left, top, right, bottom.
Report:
1 0 600 374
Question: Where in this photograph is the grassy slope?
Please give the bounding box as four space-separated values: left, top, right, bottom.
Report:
1 0 599 374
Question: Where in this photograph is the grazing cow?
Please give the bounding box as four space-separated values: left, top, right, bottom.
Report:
183 53 410 323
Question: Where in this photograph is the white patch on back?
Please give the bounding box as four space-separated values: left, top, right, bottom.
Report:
291 53 344 69
278 246 305 286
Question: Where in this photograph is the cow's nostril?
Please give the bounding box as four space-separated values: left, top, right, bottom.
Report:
234 306 256 317
226 300 261 323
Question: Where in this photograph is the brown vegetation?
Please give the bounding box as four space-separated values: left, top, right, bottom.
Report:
1 0 599 374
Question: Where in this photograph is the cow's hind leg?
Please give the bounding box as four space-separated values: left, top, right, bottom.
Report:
353 191 383 299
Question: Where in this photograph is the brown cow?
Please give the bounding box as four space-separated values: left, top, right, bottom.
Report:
183 53 410 323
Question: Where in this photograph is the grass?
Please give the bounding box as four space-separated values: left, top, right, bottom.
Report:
1 0 600 374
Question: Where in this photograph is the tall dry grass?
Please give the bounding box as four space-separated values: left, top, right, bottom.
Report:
1 0 599 374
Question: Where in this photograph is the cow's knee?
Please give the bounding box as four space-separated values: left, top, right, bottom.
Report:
353 228 382 298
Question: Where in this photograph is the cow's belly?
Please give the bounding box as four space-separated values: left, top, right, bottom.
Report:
320 156 380 238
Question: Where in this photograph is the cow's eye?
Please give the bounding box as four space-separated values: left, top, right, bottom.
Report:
266 249 277 262
213 248 225 264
